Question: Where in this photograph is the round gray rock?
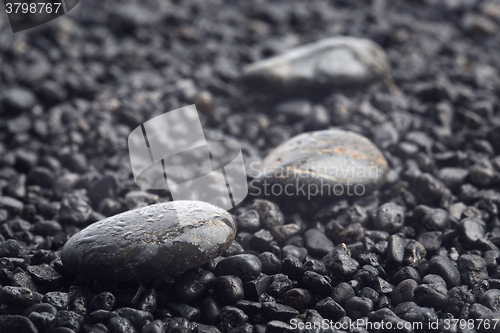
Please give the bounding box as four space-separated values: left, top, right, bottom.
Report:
61 201 236 281
257 129 388 197
243 37 389 96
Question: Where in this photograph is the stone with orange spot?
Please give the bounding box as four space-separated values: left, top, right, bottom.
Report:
256 129 388 199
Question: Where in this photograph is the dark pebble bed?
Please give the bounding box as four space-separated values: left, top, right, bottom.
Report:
2 1 500 333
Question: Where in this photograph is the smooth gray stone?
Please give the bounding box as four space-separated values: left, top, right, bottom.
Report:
256 129 388 198
61 201 236 281
243 37 389 95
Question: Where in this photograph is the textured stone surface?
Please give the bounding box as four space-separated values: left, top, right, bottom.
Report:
257 129 388 197
61 201 236 281
243 37 389 96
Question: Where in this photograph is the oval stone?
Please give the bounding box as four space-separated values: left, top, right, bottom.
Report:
61 201 236 282
243 37 389 96
257 129 388 197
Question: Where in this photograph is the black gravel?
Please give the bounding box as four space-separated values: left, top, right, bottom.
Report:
3 0 500 332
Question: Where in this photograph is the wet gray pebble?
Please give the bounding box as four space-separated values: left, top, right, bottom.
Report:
427 255 461 288
61 201 236 281
392 279 418 305
263 302 299 321
236 210 261 233
268 274 292 298
2 286 35 308
479 289 500 312
281 245 307 261
248 200 284 230
0 315 38 333
283 288 314 309
393 267 421 285
374 202 405 233
458 254 489 286
460 218 486 246
258 129 388 199
343 296 373 319
1 88 37 113
446 285 475 316
214 276 245 305
108 316 137 333
214 254 262 281
250 229 275 252
220 306 248 326
414 283 448 310
324 249 359 278
422 208 451 232
258 252 281 275
387 235 404 265
243 37 389 96
302 271 332 296
315 297 345 320
304 228 334 257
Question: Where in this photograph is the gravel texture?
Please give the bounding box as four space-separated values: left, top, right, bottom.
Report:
2 0 500 333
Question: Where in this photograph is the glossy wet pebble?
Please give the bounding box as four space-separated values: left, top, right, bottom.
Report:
258 129 388 198
61 201 236 281
243 37 389 96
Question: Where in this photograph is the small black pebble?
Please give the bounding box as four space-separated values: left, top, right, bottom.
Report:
248 200 284 230
460 218 486 247
387 235 404 265
446 285 475 317
215 255 262 282
166 302 201 322
141 319 163 333
281 257 304 280
427 255 460 288
214 276 245 305
315 297 345 320
220 306 248 327
422 208 450 231
392 279 418 305
301 271 333 295
375 203 405 233
258 252 281 275
281 245 307 261
332 282 355 306
174 269 215 305
89 292 116 312
283 288 313 309
237 210 261 233
263 302 298 321
200 297 221 325
250 229 274 252
112 307 153 330
265 320 291 333
108 316 137 333
343 296 373 319
479 289 500 312
458 254 489 287
324 249 359 278
393 266 421 285
243 275 272 301
1 315 38 333
267 274 292 298
303 229 334 257
413 283 448 310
